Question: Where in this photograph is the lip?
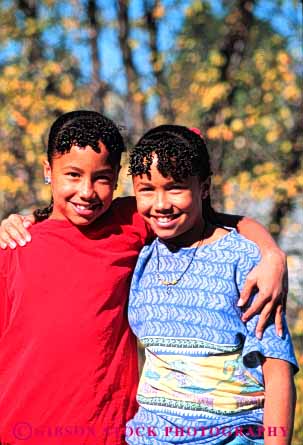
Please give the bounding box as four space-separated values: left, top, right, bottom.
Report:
150 214 181 229
70 202 102 217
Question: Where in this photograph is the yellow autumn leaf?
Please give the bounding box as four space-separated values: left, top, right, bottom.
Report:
133 91 145 103
12 110 28 127
3 65 19 77
200 84 228 109
224 197 235 212
153 4 165 19
263 93 273 103
59 77 74 96
231 119 244 132
279 107 291 119
277 51 290 65
283 85 300 101
265 69 277 81
209 51 225 67
280 141 292 153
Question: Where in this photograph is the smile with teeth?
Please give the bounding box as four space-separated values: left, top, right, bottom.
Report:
71 202 101 216
151 214 181 225
72 203 98 210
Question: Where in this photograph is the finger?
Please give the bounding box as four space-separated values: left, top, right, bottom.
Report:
22 218 33 240
0 230 17 249
23 214 35 225
1 221 28 247
0 240 8 249
22 216 34 241
241 292 270 321
254 303 273 339
23 219 32 230
267 288 283 305
3 217 31 245
238 278 256 307
274 304 283 337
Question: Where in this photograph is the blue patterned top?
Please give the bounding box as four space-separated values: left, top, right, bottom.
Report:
126 230 298 445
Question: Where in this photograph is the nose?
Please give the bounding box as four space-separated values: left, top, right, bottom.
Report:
78 178 96 200
153 191 172 213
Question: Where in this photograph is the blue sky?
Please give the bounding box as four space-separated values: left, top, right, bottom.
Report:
79 0 302 91
1 0 301 92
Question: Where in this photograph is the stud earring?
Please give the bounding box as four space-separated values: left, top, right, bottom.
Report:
44 177 51 184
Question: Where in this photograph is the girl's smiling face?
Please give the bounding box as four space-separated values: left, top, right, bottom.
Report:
44 142 119 226
133 155 210 246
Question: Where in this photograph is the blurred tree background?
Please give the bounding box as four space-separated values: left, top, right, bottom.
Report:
0 0 302 441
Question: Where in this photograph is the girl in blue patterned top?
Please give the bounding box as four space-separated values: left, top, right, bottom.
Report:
127 125 298 445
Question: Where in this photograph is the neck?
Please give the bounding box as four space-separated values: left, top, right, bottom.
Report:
159 220 212 249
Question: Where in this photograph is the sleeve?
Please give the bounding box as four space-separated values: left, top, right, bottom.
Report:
235 239 299 374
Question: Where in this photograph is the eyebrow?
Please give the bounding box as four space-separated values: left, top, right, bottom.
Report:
136 180 153 185
63 166 114 175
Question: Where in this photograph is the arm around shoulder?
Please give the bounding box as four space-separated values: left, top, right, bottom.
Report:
213 211 287 337
0 214 35 249
213 212 285 257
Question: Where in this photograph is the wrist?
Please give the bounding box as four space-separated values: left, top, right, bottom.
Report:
262 247 286 265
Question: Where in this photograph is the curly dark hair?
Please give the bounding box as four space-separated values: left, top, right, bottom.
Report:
129 124 212 181
47 110 125 165
129 124 216 222
34 110 125 221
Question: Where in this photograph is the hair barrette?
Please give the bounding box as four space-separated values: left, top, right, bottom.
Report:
189 127 204 138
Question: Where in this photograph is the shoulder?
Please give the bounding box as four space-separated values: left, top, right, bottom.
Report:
26 219 76 240
225 232 261 282
223 230 261 260
207 229 261 270
111 196 153 243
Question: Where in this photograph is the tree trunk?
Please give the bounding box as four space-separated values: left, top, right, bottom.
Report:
143 0 175 122
205 0 256 207
116 0 147 142
17 0 43 62
87 0 108 112
15 0 42 206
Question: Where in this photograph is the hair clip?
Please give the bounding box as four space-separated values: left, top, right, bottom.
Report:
189 127 204 138
44 177 51 184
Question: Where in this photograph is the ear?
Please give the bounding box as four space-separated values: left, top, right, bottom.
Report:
43 160 52 182
200 177 211 200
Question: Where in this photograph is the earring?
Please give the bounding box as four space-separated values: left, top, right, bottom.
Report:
44 177 51 184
